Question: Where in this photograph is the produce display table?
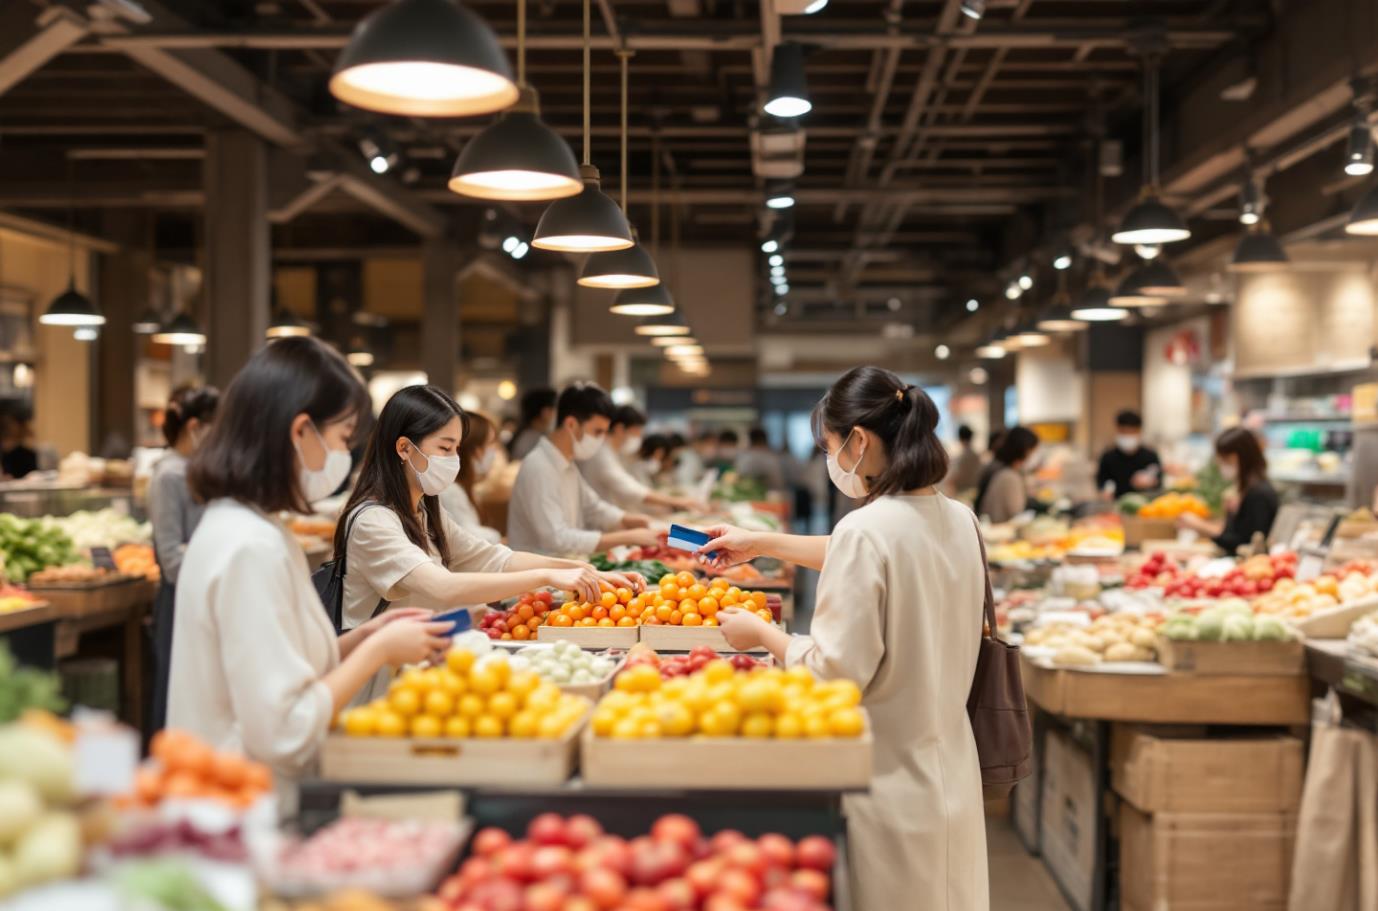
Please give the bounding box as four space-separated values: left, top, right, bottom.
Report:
0 602 57 669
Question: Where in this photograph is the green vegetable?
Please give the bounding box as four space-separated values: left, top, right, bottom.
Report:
1221 613 1255 641
1195 613 1224 642
0 514 79 583
1254 616 1292 641
117 860 231 911
1118 494 1149 516
0 645 66 724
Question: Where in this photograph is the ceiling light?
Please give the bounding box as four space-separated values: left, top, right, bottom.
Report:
369 155 389 174
1134 243 1161 260
347 350 375 368
152 312 206 346
610 283 675 316
1345 184 1378 235
667 344 704 358
966 298 979 312
73 327 99 342
41 285 105 327
761 239 779 254
803 0 828 13
652 334 694 347
1037 307 1088 332
768 254 784 267
634 310 690 336
1135 259 1187 297
1052 251 1073 271
969 366 989 385
974 343 1006 359
960 0 986 20
1004 283 1021 300
266 309 311 339
1229 230 1290 271
1018 273 1034 290
449 103 581 201
935 344 950 360
1013 323 1050 347
580 231 660 288
533 165 633 252
887 297 902 311
330 0 519 118
1114 55 1191 245
1345 120 1374 177
765 191 795 209
1071 286 1128 322
1110 267 1166 307
775 283 790 294
511 241 530 259
501 235 519 253
773 301 789 316
132 308 162 334
763 43 811 119
770 265 786 278
497 379 517 400
1238 176 1263 225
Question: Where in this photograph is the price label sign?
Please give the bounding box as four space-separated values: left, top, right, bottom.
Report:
1296 553 1325 583
89 546 117 571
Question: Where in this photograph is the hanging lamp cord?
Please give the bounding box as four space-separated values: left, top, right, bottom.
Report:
581 0 591 166
65 156 76 284
651 134 660 257
516 0 526 87
617 49 633 214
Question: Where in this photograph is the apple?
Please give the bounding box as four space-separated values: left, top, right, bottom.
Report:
718 868 763 906
757 833 795 869
472 827 512 858
456 856 492 888
529 813 569 846
492 843 536 882
725 841 768 878
795 836 836 872
790 868 830 902
656 877 697 911
566 814 604 849
532 845 576 880
651 814 701 851
580 867 628 910
524 882 570 911
708 829 748 855
685 858 723 899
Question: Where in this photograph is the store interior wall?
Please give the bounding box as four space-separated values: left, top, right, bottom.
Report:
1016 341 1082 425
1234 266 1377 377
1143 317 1211 447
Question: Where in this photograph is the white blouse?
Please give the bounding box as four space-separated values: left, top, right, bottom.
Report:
577 444 649 511
438 483 502 545
507 437 624 556
168 499 339 786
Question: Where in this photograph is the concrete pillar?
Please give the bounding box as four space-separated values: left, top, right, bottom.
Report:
94 211 152 457
203 129 270 389
422 239 460 395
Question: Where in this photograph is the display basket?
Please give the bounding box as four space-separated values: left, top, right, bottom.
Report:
535 624 640 648
1156 638 1306 676
638 623 771 654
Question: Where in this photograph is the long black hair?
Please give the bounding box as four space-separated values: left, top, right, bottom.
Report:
811 366 948 501
335 385 468 562
1215 426 1268 490
190 337 369 513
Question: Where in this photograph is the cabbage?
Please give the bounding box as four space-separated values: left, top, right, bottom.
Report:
1195 613 1224 642
1221 614 1254 642
1254 616 1291 642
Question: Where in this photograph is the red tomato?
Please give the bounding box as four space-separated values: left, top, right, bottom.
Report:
622 887 672 911
651 814 702 851
492 843 536 882
704 897 749 911
795 836 837 872
724 841 767 878
757 833 795 869
535 590 554 605
531 845 575 880
522 883 568 911
717 869 763 906
580 868 629 910
656 877 697 911
790 868 831 901
708 829 748 855
686 858 724 899
566 814 604 849
472 827 511 858
528 813 569 846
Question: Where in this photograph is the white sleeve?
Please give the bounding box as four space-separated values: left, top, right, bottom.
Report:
579 472 626 532
511 461 603 555
439 508 513 572
347 508 434 602
213 544 335 774
784 525 887 692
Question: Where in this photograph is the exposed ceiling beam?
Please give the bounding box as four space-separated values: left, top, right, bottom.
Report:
0 6 89 98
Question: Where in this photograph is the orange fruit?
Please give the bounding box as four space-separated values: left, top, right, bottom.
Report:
527 617 542 630
598 618 615 627
688 583 707 600
711 577 730 591
698 596 719 615
679 598 697 614
660 583 679 601
720 593 739 607
580 616 597 627
212 752 248 790
569 605 587 621
134 767 163 803
655 604 673 623
163 771 204 799
166 738 214 778
750 592 768 609
512 624 531 640
617 616 637 627
592 605 609 621
682 612 703 627
669 610 683 625
616 587 633 604
756 608 775 623
676 571 695 588
600 591 618 608
703 616 719 627
517 604 535 621
552 613 574 627
610 605 627 622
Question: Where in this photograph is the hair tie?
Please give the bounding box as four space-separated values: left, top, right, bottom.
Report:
895 384 914 403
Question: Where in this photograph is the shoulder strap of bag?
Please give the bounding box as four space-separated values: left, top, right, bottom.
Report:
342 500 390 619
970 512 1002 644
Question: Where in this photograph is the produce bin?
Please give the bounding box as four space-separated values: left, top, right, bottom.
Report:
1110 725 1303 814
1120 516 1179 548
1156 639 1305 676
637 623 771 653
536 624 639 648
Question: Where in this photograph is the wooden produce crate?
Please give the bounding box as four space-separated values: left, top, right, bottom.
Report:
29 576 153 620
1121 516 1179 548
319 714 586 787
0 602 55 635
579 715 872 790
1111 725 1303 814
536 624 639 648
1119 804 1295 911
1156 639 1305 676
638 623 770 654
558 655 625 702
1039 729 1098 911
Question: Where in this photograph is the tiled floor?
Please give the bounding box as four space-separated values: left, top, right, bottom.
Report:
987 811 1073 911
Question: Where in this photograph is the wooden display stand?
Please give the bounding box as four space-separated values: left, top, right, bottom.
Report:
1155 639 1306 676
638 623 770 654
0 602 55 635
1120 516 1178 548
29 575 150 619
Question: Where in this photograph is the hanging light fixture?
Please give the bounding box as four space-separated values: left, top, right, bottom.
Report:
532 0 632 252
634 309 690 336
1135 258 1187 297
330 0 518 118
266 308 311 339
765 183 796 209
1229 228 1290 271
1346 118 1375 177
652 334 695 348
1238 173 1263 225
960 0 986 20
346 336 376 367
1345 184 1378 235
1113 51 1191 245
40 159 104 328
132 308 162 334
581 49 659 289
611 284 675 317
763 42 811 118
1013 322 1051 347
448 0 580 200
974 339 1006 359
1109 266 1164 308
1037 306 1088 332
153 312 206 347
1072 284 1129 322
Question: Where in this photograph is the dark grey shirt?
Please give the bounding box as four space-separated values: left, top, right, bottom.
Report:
147 451 204 585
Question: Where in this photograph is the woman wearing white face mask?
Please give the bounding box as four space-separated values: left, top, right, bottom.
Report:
439 411 503 544
700 366 990 911
169 339 451 805
338 386 643 700
1178 426 1278 553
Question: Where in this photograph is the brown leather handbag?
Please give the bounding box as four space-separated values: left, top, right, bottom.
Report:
967 518 1033 799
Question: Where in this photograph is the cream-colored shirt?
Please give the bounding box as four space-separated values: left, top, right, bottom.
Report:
438 484 502 545
507 437 624 555
578 443 649 511
168 499 338 792
787 493 989 911
978 465 1026 523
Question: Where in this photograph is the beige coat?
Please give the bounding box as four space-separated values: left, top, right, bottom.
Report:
787 493 989 911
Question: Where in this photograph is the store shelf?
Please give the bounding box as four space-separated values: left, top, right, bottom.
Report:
1270 470 1351 486
1259 414 1353 424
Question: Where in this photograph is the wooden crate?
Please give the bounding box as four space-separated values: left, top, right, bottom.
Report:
1039 729 1098 911
559 655 625 702
1111 725 1303 814
638 623 770 654
579 715 872 790
1156 639 1305 676
0 602 55 634
1119 804 1295 911
29 576 152 619
319 714 585 786
1121 516 1179 548
536 624 639 648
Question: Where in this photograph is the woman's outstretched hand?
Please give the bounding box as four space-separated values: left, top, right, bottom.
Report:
698 525 762 569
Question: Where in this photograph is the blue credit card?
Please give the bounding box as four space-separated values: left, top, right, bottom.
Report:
432 607 473 635
667 524 713 554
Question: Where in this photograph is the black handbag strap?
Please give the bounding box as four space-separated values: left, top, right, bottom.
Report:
970 512 1002 644
333 500 388 626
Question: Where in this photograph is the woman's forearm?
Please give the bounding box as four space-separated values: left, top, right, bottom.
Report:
322 637 389 715
337 625 370 659
506 552 581 573
397 562 555 606
759 625 792 663
755 533 829 571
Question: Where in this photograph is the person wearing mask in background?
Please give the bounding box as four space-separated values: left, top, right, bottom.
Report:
703 366 989 911
1178 427 1278 554
983 429 1005 466
172 338 450 806
509 387 556 461
975 426 1040 523
0 407 38 479
716 429 741 472
734 427 787 491
336 386 640 701
440 411 502 544
507 383 661 556
676 430 718 488
632 434 672 487
1096 410 1161 499
497 416 518 449
581 409 704 513
945 424 983 495
147 384 220 733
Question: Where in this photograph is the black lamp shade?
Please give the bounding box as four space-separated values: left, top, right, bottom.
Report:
449 111 582 201
764 42 811 119
633 309 690 336
1036 306 1088 332
533 169 634 253
330 0 519 118
1229 231 1291 271
1110 266 1165 307
581 239 660 290
1013 322 1051 346
611 283 674 316
40 283 105 327
1345 184 1378 236
1136 258 1187 296
1111 195 1191 245
152 312 206 346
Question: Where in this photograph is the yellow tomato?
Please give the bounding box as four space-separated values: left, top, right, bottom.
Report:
829 707 866 738
437 669 467 696
656 702 695 737
824 679 863 707
741 712 774 739
592 708 618 736
444 716 471 738
389 687 421 717
423 690 454 718
342 707 376 737
488 692 519 720
774 713 804 739
711 702 742 735
803 715 832 739
611 718 642 739
509 711 539 738
375 710 406 738
675 571 695 588
410 715 442 738
457 694 485 718
525 683 563 714
660 582 680 602
702 659 734 685
736 679 780 715
469 667 503 696
446 649 476 676
507 670 541 701
783 665 815 690
473 715 504 738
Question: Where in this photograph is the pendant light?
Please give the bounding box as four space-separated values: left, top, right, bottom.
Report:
763 42 811 119
975 337 1007 359
41 160 104 328
331 0 518 118
652 334 695 348
634 309 689 337
1110 265 1164 308
153 312 206 347
1113 52 1191 245
448 0 580 200
1230 227 1290 271
1072 284 1129 322
1013 322 1050 347
612 284 675 317
266 308 311 339
1345 184 1378 235
1076 133 1130 322
532 0 632 253
581 50 660 289
132 308 162 334
1037 306 1088 332
1135 258 1187 297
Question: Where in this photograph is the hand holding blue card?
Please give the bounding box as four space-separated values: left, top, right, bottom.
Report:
667 524 716 559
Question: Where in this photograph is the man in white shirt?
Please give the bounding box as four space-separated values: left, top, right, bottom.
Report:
508 383 661 556
676 430 717 489
580 406 705 513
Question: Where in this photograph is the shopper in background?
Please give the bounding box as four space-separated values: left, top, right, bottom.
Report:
147 383 220 733
734 427 787 491
975 426 1040 523
171 337 450 801
676 430 718 488
1178 427 1279 554
439 410 502 544
632 434 671 487
1096 409 1161 498
508 387 556 460
497 416 518 448
335 385 639 700
0 406 38 479
578 406 704 513
716 429 740 471
507 383 661 555
984 428 1006 465
704 365 989 911
945 424 983 494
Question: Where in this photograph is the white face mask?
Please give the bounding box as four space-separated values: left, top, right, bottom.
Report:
295 421 352 505
1219 460 1238 481
644 458 662 475
572 424 604 462
475 446 498 478
826 429 868 500
405 439 460 497
1116 434 1140 453
622 434 643 457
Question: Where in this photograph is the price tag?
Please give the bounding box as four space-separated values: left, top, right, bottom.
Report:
89 546 117 571
1296 553 1325 583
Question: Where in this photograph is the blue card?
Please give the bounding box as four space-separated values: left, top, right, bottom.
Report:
667 524 712 554
432 607 473 635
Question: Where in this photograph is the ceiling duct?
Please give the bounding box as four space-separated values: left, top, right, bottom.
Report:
750 124 805 180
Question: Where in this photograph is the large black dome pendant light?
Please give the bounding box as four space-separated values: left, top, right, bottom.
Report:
331 0 519 118
41 159 104 328
448 0 581 201
1113 50 1191 246
580 49 660 289
532 0 633 253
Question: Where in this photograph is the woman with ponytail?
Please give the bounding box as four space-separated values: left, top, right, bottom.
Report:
706 366 989 910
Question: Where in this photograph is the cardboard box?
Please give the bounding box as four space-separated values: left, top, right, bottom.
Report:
1039 730 1098 910
1111 725 1303 814
1156 638 1305 676
1120 804 1295 911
